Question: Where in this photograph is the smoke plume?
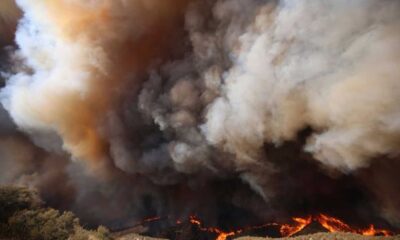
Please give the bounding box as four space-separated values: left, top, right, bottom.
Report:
1 0 400 230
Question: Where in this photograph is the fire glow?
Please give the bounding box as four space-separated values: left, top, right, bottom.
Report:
314 214 392 237
141 214 393 240
188 214 393 239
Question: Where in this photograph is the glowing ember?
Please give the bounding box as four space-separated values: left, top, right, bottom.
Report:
215 231 236 240
189 216 201 226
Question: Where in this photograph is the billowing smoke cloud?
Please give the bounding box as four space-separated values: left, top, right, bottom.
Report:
1 0 189 172
1 0 400 230
203 0 400 171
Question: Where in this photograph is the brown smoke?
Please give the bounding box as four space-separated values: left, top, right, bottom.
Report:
2 0 189 171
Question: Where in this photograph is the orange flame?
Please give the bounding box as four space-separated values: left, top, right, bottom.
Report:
278 214 393 237
215 232 236 240
315 214 392 237
361 224 391 236
280 216 312 237
189 216 237 240
316 214 354 233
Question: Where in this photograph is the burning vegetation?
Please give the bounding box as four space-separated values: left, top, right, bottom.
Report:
121 214 394 240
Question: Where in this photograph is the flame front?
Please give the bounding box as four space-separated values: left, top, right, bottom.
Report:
187 214 393 239
315 214 392 237
279 214 392 237
137 213 394 240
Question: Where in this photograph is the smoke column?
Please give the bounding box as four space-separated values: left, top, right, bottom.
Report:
1 0 400 229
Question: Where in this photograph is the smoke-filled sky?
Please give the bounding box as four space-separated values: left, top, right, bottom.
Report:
1 0 400 230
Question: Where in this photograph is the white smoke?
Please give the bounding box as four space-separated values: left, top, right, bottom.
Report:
203 0 400 171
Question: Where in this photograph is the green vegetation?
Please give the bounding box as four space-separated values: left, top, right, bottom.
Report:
0 186 112 240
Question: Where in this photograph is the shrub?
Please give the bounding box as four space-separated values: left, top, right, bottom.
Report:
0 186 112 240
7 208 78 240
69 225 112 240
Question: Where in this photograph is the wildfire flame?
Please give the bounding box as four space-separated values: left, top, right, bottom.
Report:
280 216 312 237
137 213 394 240
189 216 237 240
315 214 392 237
186 214 393 240
279 214 393 237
